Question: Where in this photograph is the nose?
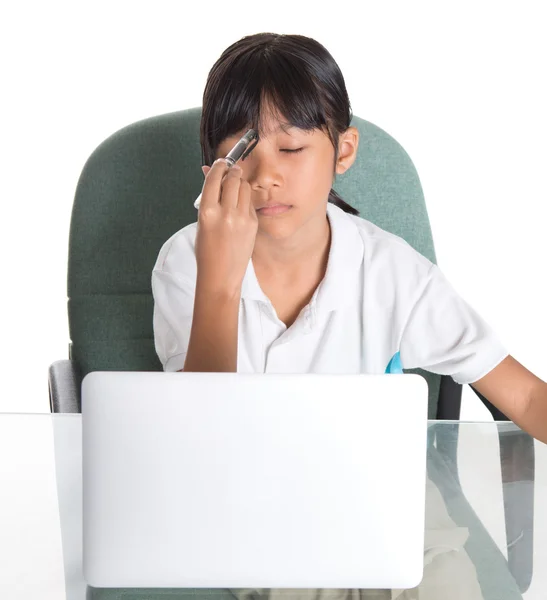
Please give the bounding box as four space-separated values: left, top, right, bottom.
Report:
245 151 282 193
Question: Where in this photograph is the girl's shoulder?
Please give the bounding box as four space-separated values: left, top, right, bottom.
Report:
332 205 433 273
152 221 198 276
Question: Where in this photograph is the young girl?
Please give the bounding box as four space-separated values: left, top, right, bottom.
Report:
151 33 546 599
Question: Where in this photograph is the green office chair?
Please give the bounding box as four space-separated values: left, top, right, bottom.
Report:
48 107 533 599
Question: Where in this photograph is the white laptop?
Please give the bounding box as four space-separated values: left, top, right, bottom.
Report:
82 372 428 590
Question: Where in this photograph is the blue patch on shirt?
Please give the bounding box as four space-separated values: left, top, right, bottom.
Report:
385 351 403 374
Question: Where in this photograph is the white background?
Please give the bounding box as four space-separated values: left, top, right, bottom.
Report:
1 0 546 417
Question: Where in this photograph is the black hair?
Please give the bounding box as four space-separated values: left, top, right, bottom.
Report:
200 32 359 216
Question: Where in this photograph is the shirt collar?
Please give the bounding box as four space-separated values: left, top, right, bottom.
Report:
241 202 364 315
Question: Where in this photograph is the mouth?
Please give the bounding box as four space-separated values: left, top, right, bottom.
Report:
256 204 293 217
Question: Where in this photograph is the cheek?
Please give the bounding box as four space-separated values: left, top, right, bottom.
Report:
287 156 333 194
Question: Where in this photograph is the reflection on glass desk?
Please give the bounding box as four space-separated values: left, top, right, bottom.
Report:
0 416 544 600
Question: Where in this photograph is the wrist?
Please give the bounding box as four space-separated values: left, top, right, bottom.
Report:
195 276 243 304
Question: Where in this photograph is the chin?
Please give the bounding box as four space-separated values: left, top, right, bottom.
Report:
257 220 297 240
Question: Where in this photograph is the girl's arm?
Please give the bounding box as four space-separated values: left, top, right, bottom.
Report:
178 159 257 372
471 355 547 444
180 286 240 372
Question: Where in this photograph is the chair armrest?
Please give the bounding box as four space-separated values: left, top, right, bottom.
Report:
437 374 463 419
48 360 82 413
470 384 535 593
498 427 535 593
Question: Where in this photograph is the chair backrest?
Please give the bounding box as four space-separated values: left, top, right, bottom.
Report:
68 107 441 417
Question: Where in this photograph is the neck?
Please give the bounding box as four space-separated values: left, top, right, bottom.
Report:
252 210 331 279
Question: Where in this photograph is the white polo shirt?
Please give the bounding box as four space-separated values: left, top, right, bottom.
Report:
151 202 509 384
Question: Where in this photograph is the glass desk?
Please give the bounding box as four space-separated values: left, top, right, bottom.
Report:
0 415 545 600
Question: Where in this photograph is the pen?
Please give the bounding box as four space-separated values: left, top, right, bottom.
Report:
194 128 258 209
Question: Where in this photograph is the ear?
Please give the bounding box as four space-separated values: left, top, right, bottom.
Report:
335 126 359 176
202 165 211 177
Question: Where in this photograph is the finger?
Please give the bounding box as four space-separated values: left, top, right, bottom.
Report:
219 165 243 210
200 159 231 207
202 165 211 177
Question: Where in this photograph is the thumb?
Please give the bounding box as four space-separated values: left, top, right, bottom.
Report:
201 165 211 177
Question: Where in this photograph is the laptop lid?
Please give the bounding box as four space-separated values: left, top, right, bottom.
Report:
82 372 428 589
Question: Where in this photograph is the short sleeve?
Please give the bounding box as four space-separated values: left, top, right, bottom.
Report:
151 269 196 372
399 264 509 384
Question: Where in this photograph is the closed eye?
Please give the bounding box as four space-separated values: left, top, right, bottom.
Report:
241 147 305 161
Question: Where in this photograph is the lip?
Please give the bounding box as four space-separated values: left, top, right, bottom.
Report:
256 204 292 216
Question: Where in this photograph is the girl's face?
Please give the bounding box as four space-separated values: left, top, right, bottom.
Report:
214 108 358 241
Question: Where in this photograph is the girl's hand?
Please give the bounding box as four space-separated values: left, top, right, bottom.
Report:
195 159 258 296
